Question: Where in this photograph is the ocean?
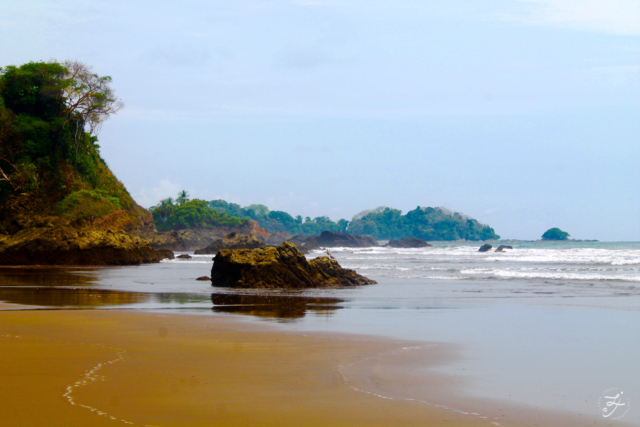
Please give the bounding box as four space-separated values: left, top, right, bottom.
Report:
1 240 638 424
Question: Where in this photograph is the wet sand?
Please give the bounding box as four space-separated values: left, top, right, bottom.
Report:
0 308 628 427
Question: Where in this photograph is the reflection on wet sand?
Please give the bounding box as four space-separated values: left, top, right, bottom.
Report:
0 287 151 307
0 266 99 287
211 293 344 321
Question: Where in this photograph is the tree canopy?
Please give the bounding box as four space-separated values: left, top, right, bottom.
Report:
0 61 132 216
153 198 499 241
348 206 499 241
541 227 570 241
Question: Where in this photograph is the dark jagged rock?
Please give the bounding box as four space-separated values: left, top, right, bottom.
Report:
156 249 175 260
196 276 211 281
478 244 493 252
286 235 321 254
315 231 378 248
495 245 513 252
386 237 432 248
194 232 264 255
211 242 376 289
176 254 192 259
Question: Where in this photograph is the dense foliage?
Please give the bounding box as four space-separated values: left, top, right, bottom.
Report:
0 61 139 224
150 197 248 231
348 206 500 241
152 197 499 241
541 227 570 241
208 199 348 235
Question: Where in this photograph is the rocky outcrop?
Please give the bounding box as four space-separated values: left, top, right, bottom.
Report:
0 193 172 266
176 254 192 259
495 245 513 252
315 231 378 248
386 237 432 248
211 242 376 289
134 220 269 251
0 225 172 265
478 244 493 252
194 232 264 255
261 231 292 245
286 234 321 254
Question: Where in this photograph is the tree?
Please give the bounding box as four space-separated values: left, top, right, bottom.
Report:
542 228 570 241
151 197 175 223
176 190 190 206
60 60 124 136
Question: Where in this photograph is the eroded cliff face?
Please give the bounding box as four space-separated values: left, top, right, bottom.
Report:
0 193 170 266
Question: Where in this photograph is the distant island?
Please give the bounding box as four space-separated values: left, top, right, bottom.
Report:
150 198 500 241
542 227 570 241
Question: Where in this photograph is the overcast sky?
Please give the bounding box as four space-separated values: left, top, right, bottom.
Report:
1 0 639 240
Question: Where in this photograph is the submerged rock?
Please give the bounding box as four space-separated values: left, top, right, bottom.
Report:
176 254 192 259
211 242 376 289
196 276 211 281
315 231 378 248
495 245 513 252
386 237 432 248
194 232 264 255
478 244 493 252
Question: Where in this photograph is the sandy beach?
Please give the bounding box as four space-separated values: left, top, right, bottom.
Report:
0 308 483 427
1 305 625 427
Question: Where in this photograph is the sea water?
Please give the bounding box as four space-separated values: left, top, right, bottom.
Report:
1 241 638 423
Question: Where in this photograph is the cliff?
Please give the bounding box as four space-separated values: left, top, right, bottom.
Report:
0 61 169 265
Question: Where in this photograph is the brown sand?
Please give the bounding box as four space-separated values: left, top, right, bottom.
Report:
0 309 487 427
0 309 623 427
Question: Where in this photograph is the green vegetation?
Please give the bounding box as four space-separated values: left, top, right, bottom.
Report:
208 199 348 235
542 227 570 241
0 60 144 227
348 206 500 241
56 190 120 222
150 196 248 231
151 197 498 241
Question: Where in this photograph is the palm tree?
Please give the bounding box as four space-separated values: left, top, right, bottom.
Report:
176 190 190 206
154 197 175 222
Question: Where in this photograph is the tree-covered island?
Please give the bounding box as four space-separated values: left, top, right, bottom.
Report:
150 197 500 241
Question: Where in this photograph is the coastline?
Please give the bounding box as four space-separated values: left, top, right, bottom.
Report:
0 306 631 427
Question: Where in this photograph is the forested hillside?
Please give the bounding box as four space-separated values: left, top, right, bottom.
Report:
0 61 151 231
150 198 499 241
348 206 499 241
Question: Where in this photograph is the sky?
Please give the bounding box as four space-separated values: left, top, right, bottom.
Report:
1 0 638 240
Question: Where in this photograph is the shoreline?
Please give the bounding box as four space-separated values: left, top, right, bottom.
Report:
0 306 629 427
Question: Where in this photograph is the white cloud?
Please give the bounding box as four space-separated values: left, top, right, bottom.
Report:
134 179 182 208
500 0 640 35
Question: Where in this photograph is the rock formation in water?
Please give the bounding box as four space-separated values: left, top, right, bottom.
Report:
286 234 322 254
135 220 268 252
315 231 378 248
210 242 376 289
386 237 432 248
194 232 264 255
478 244 493 252
495 245 513 252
